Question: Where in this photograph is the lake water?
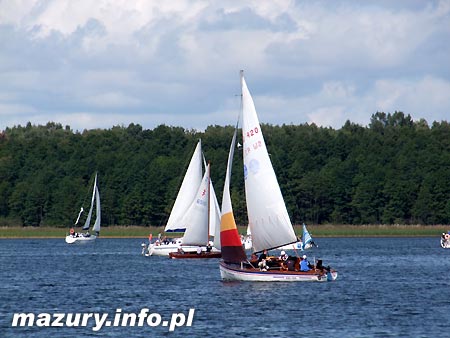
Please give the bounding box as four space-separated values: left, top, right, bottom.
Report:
1 237 449 337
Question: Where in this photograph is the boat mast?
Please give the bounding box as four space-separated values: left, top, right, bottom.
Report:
207 161 211 246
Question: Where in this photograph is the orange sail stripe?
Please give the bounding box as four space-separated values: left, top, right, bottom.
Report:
220 212 237 232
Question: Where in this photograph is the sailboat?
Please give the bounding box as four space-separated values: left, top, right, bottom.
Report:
169 163 222 259
219 71 337 281
65 173 101 244
440 232 450 248
276 223 316 251
145 140 221 256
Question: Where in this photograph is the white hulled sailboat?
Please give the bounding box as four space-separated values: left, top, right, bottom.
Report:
219 71 337 281
66 173 101 244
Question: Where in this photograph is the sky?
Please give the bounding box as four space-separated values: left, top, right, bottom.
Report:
1 0 449 132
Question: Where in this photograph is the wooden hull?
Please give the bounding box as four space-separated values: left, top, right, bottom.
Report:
219 261 337 282
169 252 222 259
65 235 97 244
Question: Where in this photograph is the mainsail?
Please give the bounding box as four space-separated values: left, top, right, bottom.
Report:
92 185 101 234
82 174 98 231
241 72 297 252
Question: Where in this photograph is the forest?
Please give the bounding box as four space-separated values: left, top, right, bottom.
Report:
0 111 449 227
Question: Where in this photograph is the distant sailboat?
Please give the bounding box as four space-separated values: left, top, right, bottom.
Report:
219 71 337 281
65 173 101 244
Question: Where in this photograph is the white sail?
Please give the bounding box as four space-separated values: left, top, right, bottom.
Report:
92 185 101 233
209 179 222 250
165 140 203 232
179 164 210 246
82 173 97 230
221 127 237 222
241 74 297 252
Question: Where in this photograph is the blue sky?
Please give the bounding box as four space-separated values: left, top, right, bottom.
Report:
1 0 449 131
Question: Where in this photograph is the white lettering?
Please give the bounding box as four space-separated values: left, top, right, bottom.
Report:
51 313 65 327
11 308 196 331
169 313 185 332
36 313 51 327
146 313 162 327
186 309 195 326
81 313 93 326
92 313 108 332
11 313 35 327
65 313 81 327
137 308 149 326
113 308 122 326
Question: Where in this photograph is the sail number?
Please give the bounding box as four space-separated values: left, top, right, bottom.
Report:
244 127 261 155
244 141 262 155
245 127 259 139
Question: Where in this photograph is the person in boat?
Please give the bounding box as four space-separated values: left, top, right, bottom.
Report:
316 259 326 271
258 259 268 271
300 255 311 272
84 231 90 237
258 249 268 262
177 247 185 254
206 243 212 253
278 250 288 261
316 259 331 272
278 250 289 270
196 246 202 255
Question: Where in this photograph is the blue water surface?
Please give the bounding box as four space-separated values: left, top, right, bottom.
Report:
1 237 449 337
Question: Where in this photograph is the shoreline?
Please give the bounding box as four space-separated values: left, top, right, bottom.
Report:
0 225 448 239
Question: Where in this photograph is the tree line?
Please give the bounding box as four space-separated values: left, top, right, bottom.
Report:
0 111 449 227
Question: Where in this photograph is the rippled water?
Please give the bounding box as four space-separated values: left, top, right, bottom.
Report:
1 237 449 337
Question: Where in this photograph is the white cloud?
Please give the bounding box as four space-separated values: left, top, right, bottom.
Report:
84 92 141 108
0 0 449 131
